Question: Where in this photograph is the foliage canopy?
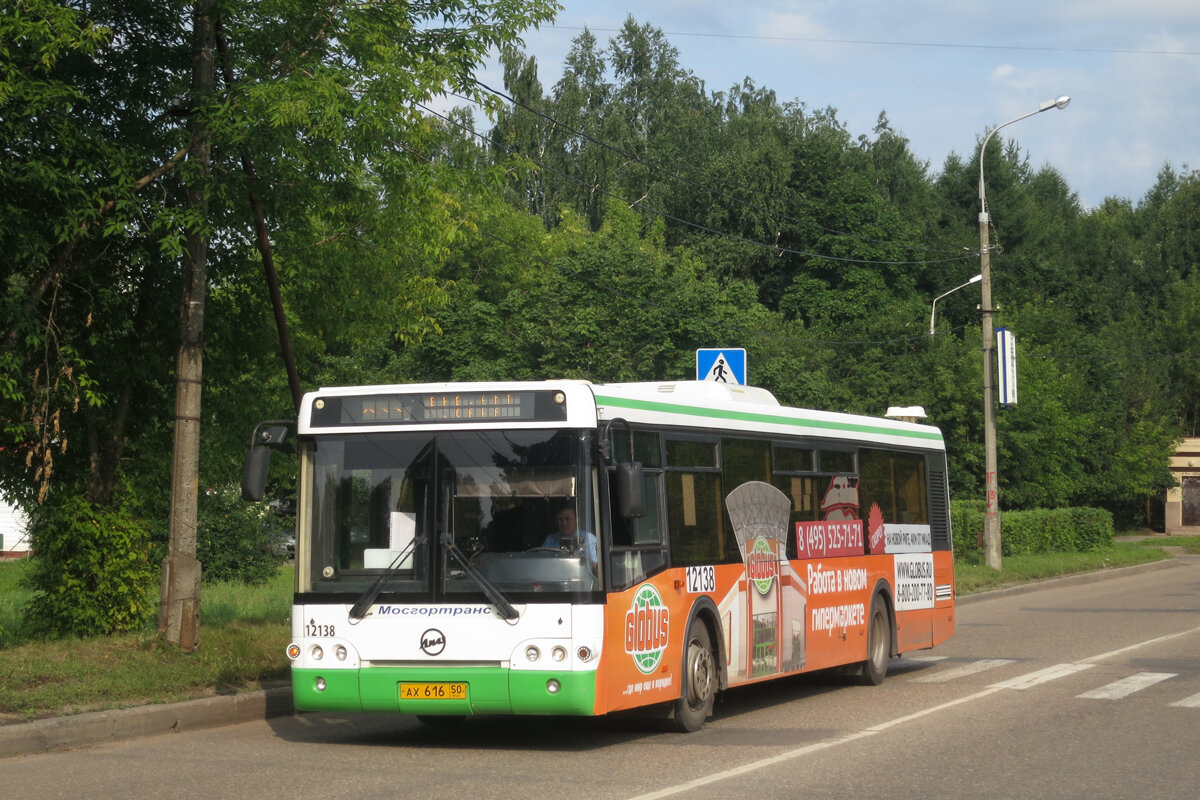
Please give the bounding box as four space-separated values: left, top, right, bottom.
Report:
2 9 1196 638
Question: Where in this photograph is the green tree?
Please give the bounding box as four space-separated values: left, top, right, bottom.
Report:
548 28 615 230
398 197 768 383
490 47 559 226
1 0 558 643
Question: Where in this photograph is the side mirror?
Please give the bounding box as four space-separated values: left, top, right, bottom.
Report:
616 462 645 519
240 423 290 501
241 446 272 501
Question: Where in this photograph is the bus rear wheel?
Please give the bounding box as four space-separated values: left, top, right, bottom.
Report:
672 621 716 732
853 597 891 686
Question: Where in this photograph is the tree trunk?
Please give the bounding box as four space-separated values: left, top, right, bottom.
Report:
214 25 303 413
160 1 215 652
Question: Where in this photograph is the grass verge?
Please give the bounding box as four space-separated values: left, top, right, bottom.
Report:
0 561 291 721
953 541 1174 595
0 537 1192 721
1131 534 1200 555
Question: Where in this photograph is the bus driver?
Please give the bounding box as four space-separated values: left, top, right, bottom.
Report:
542 506 598 565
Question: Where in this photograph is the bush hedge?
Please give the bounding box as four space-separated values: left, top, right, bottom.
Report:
951 501 1114 556
22 494 157 638
197 487 288 585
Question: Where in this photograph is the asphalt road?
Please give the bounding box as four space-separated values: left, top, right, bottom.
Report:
3 557 1198 800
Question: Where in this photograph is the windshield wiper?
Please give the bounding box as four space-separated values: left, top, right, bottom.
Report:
349 536 421 621
441 533 519 621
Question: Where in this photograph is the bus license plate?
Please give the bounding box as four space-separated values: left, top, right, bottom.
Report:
400 682 468 700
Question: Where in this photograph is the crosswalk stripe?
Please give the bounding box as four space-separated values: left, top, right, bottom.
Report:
913 658 1016 683
989 663 1094 690
1077 672 1176 700
1169 692 1200 708
907 659 1199 707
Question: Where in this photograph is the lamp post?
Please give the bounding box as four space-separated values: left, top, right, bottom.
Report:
978 95 1070 570
929 274 982 336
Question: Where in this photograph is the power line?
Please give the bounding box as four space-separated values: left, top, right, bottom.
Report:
1029 350 1200 362
542 24 1200 58
392 113 950 349
423 98 974 268
400 127 1200 359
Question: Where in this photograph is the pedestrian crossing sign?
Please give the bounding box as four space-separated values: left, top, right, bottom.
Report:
696 348 746 385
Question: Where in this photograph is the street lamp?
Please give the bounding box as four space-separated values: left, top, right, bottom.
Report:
929 274 982 336
978 95 1070 570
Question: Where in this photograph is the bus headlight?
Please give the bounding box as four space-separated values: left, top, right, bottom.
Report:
551 646 567 663
335 645 348 661
311 645 324 661
525 645 541 662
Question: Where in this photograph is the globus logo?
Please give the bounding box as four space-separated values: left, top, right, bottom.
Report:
624 584 670 675
747 537 777 595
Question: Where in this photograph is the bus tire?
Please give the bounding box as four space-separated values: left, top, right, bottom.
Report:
854 595 891 686
671 621 716 732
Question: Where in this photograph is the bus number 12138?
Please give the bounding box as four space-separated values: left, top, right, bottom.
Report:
686 566 717 593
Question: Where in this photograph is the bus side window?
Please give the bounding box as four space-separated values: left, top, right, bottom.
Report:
772 475 821 559
859 448 928 525
610 549 667 591
666 470 733 565
608 468 666 591
609 471 663 545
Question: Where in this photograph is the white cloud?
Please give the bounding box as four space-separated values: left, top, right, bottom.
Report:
753 11 828 42
989 64 1044 91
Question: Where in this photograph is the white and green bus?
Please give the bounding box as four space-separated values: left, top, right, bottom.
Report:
243 380 955 732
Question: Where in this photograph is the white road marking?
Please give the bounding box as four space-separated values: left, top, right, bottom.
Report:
1168 692 1200 708
625 686 1009 800
1076 627 1200 663
1077 672 1175 700
624 623 1200 800
989 663 1094 690
913 658 1016 683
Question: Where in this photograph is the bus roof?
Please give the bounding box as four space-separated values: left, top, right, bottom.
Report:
299 380 944 451
592 381 945 452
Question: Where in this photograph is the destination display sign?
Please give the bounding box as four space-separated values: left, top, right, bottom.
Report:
309 390 569 427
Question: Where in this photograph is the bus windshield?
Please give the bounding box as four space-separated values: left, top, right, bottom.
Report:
305 429 599 598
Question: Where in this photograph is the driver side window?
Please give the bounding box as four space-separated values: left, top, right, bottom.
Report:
607 429 666 591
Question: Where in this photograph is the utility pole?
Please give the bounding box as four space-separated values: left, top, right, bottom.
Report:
979 204 1002 569
160 1 215 652
977 96 1070 570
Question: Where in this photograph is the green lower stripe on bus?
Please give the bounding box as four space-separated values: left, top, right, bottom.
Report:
291 668 363 712
291 667 597 717
507 670 597 715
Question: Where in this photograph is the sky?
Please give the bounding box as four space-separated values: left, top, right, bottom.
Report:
468 0 1199 210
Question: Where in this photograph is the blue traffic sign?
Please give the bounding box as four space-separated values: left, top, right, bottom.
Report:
696 349 746 385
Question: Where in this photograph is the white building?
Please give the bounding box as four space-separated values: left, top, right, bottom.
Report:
1 496 30 558
1166 437 1200 534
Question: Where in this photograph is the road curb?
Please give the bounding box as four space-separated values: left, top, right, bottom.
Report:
0 686 294 759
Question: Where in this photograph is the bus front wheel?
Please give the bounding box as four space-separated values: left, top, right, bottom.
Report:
672 621 716 732
853 596 892 686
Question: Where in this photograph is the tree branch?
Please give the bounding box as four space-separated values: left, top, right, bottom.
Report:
3 135 199 350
